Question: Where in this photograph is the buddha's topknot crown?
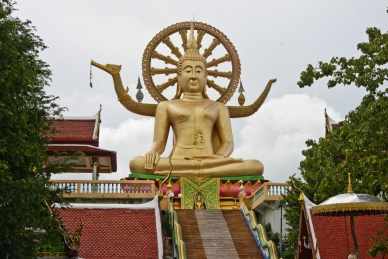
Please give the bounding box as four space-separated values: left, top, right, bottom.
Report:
177 22 207 74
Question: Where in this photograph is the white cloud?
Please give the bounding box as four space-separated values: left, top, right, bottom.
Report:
98 118 155 180
233 93 342 183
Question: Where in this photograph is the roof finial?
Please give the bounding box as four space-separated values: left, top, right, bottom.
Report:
136 76 144 103
238 80 245 106
347 173 354 194
238 80 245 93
290 173 305 202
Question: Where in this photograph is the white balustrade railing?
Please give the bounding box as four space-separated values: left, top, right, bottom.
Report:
268 184 289 196
49 180 155 198
250 183 290 206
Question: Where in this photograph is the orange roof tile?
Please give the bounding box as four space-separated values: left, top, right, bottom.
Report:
311 212 386 258
47 109 101 146
50 119 98 144
58 203 161 259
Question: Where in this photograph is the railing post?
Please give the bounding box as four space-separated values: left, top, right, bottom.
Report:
93 182 96 193
151 182 155 195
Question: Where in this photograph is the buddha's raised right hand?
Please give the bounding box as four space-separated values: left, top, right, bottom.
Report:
144 151 160 170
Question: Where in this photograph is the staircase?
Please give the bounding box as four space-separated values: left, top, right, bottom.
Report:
176 210 207 259
222 210 264 259
176 210 264 259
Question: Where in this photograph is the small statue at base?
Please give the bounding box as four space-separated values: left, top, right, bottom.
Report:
193 192 206 209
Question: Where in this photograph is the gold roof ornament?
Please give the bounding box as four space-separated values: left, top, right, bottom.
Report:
347 172 354 194
290 173 304 203
91 21 276 118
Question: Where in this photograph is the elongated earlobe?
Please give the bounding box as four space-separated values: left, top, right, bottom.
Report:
202 75 209 99
173 81 182 99
202 85 209 99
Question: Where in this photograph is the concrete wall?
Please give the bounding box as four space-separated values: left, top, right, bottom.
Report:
254 200 289 235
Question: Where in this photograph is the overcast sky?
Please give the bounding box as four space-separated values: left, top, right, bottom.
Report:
15 1 387 182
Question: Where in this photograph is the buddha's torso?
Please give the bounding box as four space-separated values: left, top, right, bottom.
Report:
165 99 221 158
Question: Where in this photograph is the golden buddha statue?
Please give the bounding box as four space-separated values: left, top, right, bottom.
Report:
91 21 276 178
129 24 263 177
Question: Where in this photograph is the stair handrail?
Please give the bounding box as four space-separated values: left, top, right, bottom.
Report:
241 202 279 259
168 204 186 259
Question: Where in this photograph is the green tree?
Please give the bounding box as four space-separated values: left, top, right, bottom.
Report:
263 223 281 256
368 216 388 258
0 1 71 258
298 27 388 94
282 25 388 258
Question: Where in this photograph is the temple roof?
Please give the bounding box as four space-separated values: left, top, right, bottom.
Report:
49 109 101 146
311 213 386 258
324 108 340 136
297 193 387 259
57 196 163 259
46 107 117 173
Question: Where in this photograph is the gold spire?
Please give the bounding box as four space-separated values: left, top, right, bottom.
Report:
347 173 354 194
187 22 197 49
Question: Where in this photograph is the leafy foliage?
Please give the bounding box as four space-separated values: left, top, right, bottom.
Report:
297 27 388 94
282 25 388 257
161 211 172 237
368 215 388 258
0 1 75 258
263 223 281 255
300 90 388 203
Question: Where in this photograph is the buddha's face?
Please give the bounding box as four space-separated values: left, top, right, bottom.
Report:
179 60 207 94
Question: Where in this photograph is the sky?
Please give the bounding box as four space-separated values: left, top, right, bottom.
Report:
15 1 387 183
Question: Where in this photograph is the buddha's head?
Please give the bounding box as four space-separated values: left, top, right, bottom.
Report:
175 23 209 99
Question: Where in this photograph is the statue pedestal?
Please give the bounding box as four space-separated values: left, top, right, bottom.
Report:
180 177 220 209
126 173 265 210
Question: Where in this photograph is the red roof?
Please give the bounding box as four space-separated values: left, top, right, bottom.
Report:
49 119 98 146
58 204 161 259
311 213 386 258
